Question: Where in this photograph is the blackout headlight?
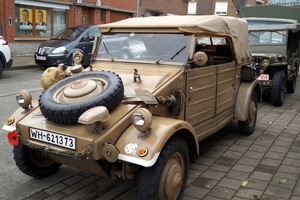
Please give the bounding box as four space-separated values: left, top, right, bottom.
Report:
132 108 152 133
16 90 32 109
261 59 270 67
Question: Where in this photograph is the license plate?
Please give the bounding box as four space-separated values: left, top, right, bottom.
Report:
36 56 46 60
29 127 76 150
257 74 269 80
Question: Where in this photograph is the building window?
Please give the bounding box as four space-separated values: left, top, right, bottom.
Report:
188 1 197 15
215 2 228 15
15 4 66 37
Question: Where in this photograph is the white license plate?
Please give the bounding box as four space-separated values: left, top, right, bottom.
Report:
29 127 76 150
257 74 269 80
36 56 46 60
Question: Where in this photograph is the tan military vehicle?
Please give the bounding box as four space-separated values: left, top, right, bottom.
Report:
3 16 261 200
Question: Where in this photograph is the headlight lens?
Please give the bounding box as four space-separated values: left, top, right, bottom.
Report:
261 59 270 67
132 108 152 132
52 46 66 54
16 90 32 109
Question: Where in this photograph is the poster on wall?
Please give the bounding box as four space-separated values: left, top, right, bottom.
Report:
19 8 33 30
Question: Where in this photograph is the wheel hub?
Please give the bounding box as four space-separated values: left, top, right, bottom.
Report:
163 159 183 199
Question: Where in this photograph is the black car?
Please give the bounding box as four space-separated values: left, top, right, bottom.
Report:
35 24 100 67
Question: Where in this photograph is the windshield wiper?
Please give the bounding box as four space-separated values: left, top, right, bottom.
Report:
103 41 114 61
170 46 186 60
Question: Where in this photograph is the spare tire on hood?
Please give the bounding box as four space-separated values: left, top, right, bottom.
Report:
39 71 124 124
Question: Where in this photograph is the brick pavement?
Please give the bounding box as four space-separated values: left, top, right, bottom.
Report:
22 77 300 200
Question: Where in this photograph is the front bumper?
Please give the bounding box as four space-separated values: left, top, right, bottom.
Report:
35 54 68 67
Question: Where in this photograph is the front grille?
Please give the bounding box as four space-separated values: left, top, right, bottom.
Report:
253 57 261 65
37 47 52 55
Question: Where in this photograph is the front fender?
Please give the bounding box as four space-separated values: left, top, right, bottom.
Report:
116 116 198 167
235 80 261 121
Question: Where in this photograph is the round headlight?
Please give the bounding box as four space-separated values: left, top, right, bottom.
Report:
132 108 152 132
261 59 270 67
16 90 32 109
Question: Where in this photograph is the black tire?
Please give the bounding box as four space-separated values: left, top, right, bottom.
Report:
39 71 124 124
271 71 286 106
138 137 189 200
13 143 61 178
286 76 296 93
238 90 257 135
0 61 3 77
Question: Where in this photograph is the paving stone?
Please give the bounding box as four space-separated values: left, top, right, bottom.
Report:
195 157 216 166
264 185 293 199
232 163 255 173
235 187 263 199
201 169 226 180
273 139 293 148
289 145 300 153
249 144 269 153
217 177 242 190
253 138 274 147
244 151 264 160
254 164 278 174
44 191 67 200
260 194 287 200
234 139 254 147
208 186 236 199
215 156 238 167
181 195 199 200
249 171 274 182
290 196 300 200
264 151 286 160
191 176 218 190
245 178 268 190
209 144 229 152
269 145 289 154
237 157 260 167
80 174 100 186
210 163 232 172
215 138 236 146
273 171 300 181
45 183 68 195
26 191 49 200
278 165 300 174
225 170 250 181
259 157 282 167
188 169 204 179
201 150 223 159
63 175 84 185
270 176 296 189
222 150 244 159
282 157 300 167
189 163 209 171
183 185 210 199
62 183 85 195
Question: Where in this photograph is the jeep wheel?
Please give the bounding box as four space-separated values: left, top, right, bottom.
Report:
238 90 257 135
39 71 124 124
139 137 189 200
271 71 286 106
286 75 296 93
120 51 131 59
0 61 3 77
13 143 61 178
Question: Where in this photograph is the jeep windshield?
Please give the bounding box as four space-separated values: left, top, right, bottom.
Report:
249 30 287 45
96 33 192 63
51 26 88 41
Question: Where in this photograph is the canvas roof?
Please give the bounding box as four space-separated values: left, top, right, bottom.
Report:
99 15 252 64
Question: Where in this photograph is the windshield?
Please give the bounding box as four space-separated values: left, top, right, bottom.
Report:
249 31 287 45
52 26 89 41
97 33 192 63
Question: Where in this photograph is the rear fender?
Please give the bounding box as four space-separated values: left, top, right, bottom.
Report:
235 80 261 121
116 116 198 167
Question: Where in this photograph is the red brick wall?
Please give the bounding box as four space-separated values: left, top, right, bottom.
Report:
1 0 15 42
141 0 188 16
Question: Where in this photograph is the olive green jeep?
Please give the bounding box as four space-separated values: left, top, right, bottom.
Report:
3 15 261 200
246 17 300 106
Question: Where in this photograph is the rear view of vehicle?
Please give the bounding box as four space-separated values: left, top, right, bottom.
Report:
245 17 300 106
0 35 13 77
35 24 100 68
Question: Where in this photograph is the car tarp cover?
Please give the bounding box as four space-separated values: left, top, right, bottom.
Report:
239 5 300 22
99 15 252 64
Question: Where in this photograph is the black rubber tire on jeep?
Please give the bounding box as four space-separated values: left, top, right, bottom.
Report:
138 137 189 200
13 143 61 178
39 71 124 124
238 90 257 135
286 75 296 93
271 71 286 106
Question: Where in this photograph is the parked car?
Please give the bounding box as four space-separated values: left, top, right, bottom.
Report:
0 35 13 77
35 24 100 68
245 17 300 106
3 15 261 200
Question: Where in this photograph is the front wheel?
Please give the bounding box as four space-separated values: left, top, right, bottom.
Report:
138 137 189 200
13 143 61 178
271 71 286 106
238 90 257 135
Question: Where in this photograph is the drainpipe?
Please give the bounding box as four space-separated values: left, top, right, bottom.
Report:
136 0 141 17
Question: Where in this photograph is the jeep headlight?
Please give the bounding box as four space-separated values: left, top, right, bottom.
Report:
16 90 32 109
52 46 66 54
261 59 270 67
132 108 152 132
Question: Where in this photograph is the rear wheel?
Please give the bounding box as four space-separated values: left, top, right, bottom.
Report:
271 71 286 106
238 90 257 135
13 143 61 178
139 137 189 200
